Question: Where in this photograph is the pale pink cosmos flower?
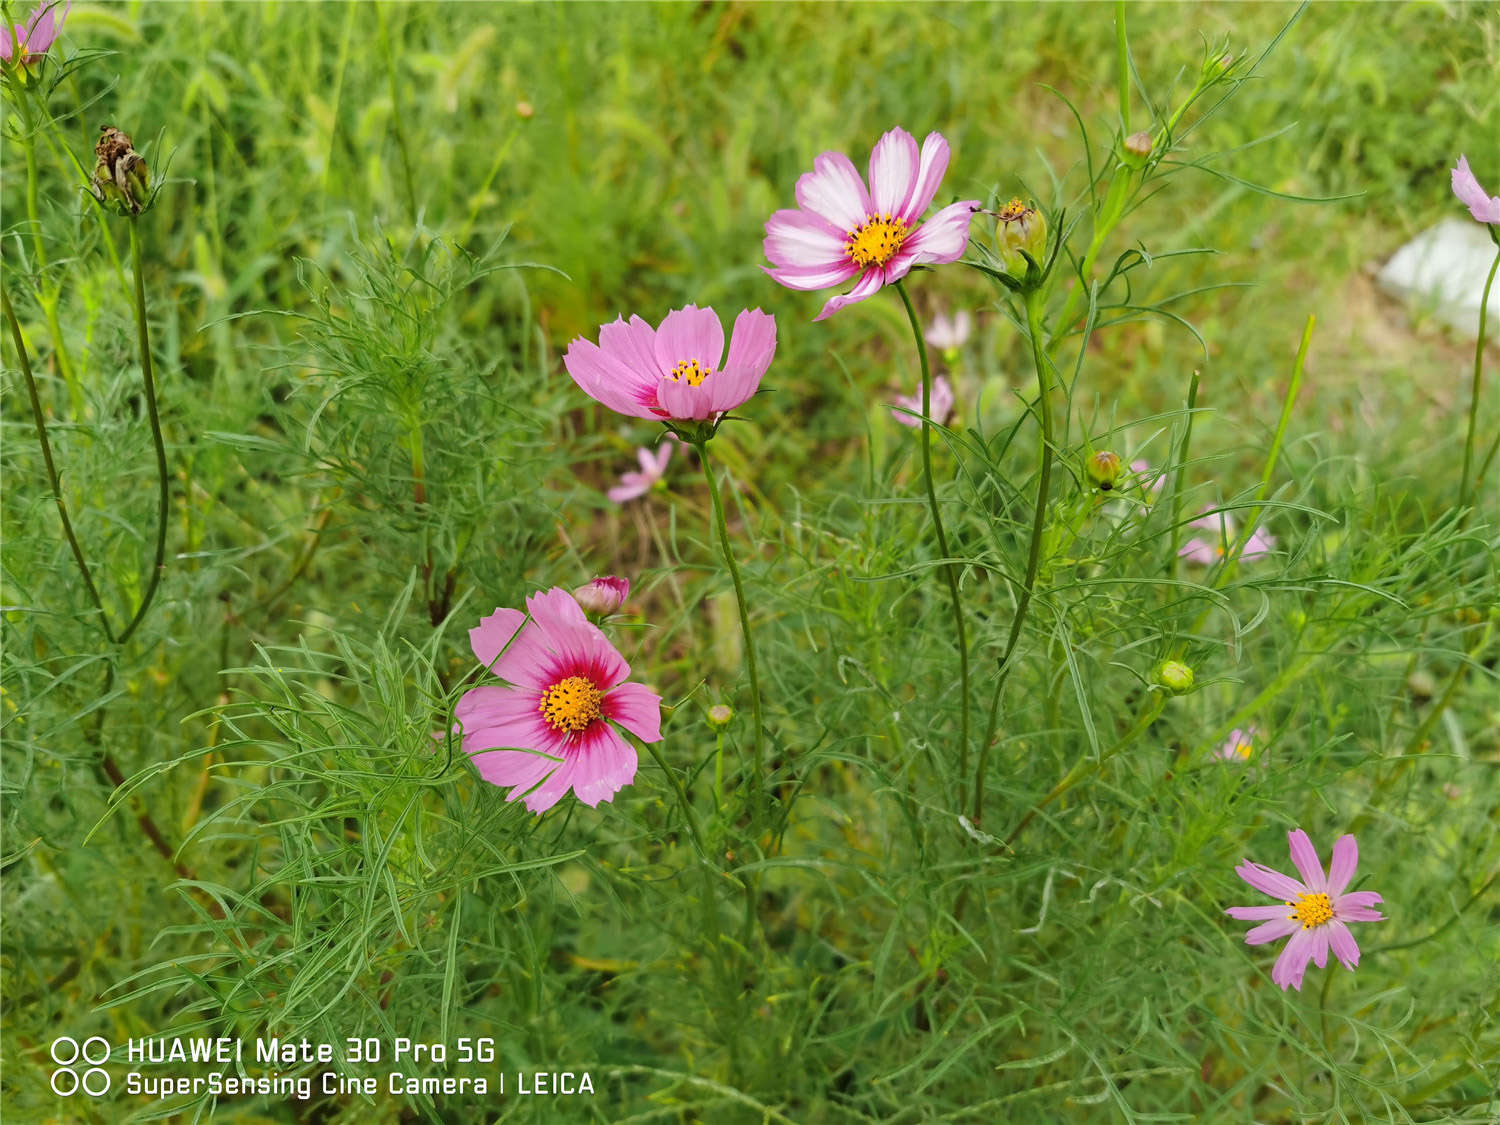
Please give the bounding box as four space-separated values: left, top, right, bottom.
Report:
1214 726 1257 762
764 127 980 321
573 575 629 616
927 309 972 351
0 1 69 66
890 375 954 428
1226 829 1385 991
1179 511 1274 565
1130 459 1165 499
455 587 662 813
564 305 776 424
1451 155 1500 225
607 439 675 503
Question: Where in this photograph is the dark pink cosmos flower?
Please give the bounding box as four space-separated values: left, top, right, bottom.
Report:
1226 829 1385 991
1451 155 1500 225
0 1 69 66
564 305 776 424
455 587 662 813
764 127 979 320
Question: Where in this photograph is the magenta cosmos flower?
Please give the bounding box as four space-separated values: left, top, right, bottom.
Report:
1451 155 1500 225
0 1 68 66
608 438 675 503
455 587 662 813
1226 829 1385 991
764 127 979 320
890 374 954 428
564 305 776 425
1179 511 1274 565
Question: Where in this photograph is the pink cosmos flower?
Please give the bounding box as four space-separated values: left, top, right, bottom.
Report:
1226 828 1385 991
1451 155 1500 225
455 587 663 813
573 575 629 616
763 127 980 321
1214 726 1257 762
927 309 972 351
890 375 954 428
564 305 776 425
1130 459 1165 499
607 438 675 503
0 1 68 65
1179 511 1274 565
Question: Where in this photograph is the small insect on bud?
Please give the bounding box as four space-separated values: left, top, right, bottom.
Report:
91 126 152 215
1155 659 1195 695
573 575 629 617
1086 450 1125 491
994 197 1048 283
706 704 734 730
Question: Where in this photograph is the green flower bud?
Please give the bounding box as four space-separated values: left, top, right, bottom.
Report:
994 197 1047 282
706 704 733 729
1086 450 1124 491
1155 659 1195 694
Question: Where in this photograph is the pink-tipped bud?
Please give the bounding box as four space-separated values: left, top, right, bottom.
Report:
574 576 629 616
1086 450 1125 491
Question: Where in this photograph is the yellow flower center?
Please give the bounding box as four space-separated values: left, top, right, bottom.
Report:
1286 892 1333 929
844 213 910 269
998 196 1028 223
667 358 710 386
1233 740 1252 759
538 675 603 733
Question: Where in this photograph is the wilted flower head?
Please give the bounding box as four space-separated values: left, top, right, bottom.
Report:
0 1 69 70
926 309 972 352
890 375 954 428
1179 511 1274 566
91 126 152 215
565 305 775 433
763 126 979 321
1226 828 1385 991
1214 726 1257 762
455 587 663 813
608 438 676 504
1451 155 1500 225
993 197 1047 281
573 575 629 617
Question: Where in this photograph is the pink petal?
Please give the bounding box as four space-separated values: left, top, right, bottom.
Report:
1326 835 1359 896
28 1 65 49
566 721 639 808
1334 890 1384 922
649 440 675 473
1226 904 1294 921
1243 917 1299 946
1242 528 1275 559
604 680 663 742
763 258 862 292
1178 538 1217 565
455 686 554 754
1287 829 1326 892
655 304 725 373
608 473 651 504
1452 155 1500 224
1326 920 1361 970
657 375 715 422
599 314 664 386
1309 926 1330 969
794 149 871 233
868 126 920 217
1272 927 1317 991
723 308 777 384
813 267 887 322
1 27 14 61
763 207 850 270
468 747 562 797
1235 859 1306 901
564 337 661 420
894 199 978 268
899 132 953 224
469 608 550 686
525 587 628 687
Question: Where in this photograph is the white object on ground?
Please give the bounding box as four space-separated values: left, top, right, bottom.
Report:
1377 218 1500 340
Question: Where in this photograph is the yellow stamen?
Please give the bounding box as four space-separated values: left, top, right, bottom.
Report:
997 196 1028 222
666 358 710 387
1286 892 1333 929
844 212 911 269
538 675 603 733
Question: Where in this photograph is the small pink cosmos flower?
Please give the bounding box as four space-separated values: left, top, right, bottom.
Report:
1179 511 1274 565
564 305 776 425
0 0 69 66
1214 726 1257 762
455 587 662 813
573 575 629 616
890 375 954 428
927 309 972 351
764 127 980 321
1226 828 1385 991
1451 155 1500 225
607 439 676 504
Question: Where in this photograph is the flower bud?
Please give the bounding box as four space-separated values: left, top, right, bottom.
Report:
1124 132 1153 158
1086 450 1124 491
1154 659 1195 694
994 197 1047 282
91 126 152 215
706 704 733 729
573 575 629 616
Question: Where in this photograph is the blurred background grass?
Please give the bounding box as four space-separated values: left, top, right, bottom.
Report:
3 2 1497 1122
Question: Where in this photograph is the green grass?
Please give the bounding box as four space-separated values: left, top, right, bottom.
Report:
2 2 1497 1122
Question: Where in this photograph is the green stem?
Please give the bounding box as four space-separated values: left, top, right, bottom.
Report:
696 442 766 791
1115 0 1131 134
2 286 117 643
117 222 170 645
1459 237 1499 512
975 287 1055 822
894 280 971 806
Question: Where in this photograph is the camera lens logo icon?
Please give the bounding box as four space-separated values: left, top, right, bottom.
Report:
50 1037 111 1096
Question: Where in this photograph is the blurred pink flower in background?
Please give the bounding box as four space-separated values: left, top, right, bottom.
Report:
565 305 776 424
455 588 662 813
764 126 979 320
926 309 972 351
608 438 676 503
1130 459 1165 498
1451 155 1500 224
1179 511 1274 565
1226 829 1384 991
0 1 69 66
1214 726 1257 762
890 375 954 428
